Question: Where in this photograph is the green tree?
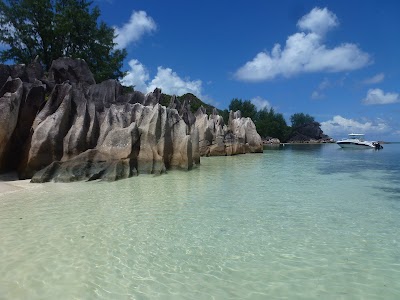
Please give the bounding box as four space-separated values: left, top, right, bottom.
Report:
255 107 289 141
0 0 126 82
290 113 316 128
228 98 257 120
220 109 229 125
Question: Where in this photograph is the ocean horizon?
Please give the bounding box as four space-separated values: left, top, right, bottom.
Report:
1 143 399 299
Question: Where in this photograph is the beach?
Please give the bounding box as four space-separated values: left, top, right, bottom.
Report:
1 144 400 299
0 173 34 195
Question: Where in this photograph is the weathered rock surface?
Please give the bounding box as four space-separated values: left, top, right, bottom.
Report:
0 78 24 169
26 85 200 182
262 137 281 144
1 57 264 182
48 57 95 86
195 107 263 156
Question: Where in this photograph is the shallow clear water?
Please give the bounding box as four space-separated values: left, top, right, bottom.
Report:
1 144 400 299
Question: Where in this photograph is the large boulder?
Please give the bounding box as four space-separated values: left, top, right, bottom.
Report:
88 79 123 112
229 112 263 153
6 81 46 171
0 78 23 170
1 60 44 89
0 64 11 89
48 57 95 85
26 87 200 182
21 83 73 178
31 149 136 183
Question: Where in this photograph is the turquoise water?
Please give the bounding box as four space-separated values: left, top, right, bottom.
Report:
0 144 399 299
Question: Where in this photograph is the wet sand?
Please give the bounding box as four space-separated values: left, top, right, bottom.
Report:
0 172 34 195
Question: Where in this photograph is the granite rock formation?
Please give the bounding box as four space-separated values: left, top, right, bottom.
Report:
194 107 263 156
0 57 263 182
0 78 24 167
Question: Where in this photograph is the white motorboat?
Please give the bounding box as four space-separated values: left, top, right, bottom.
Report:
337 134 383 149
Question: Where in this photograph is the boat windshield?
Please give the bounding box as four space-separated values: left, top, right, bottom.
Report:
348 134 365 141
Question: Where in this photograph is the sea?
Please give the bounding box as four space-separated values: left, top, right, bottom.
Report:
0 143 399 299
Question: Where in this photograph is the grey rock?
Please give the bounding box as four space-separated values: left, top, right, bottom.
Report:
10 64 29 82
8 81 46 172
0 78 23 170
0 64 11 89
22 83 73 178
195 108 263 156
0 58 263 182
143 88 162 106
49 57 95 85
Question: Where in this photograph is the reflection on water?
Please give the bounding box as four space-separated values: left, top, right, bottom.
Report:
0 144 399 299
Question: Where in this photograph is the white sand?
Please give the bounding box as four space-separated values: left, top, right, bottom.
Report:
0 172 38 195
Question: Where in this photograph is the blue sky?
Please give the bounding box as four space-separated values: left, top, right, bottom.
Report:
90 1 398 140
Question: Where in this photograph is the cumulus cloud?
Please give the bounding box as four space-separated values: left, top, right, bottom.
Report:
114 11 156 49
362 88 400 105
147 67 202 96
321 115 389 137
297 7 339 36
120 59 150 92
234 7 371 82
121 59 204 98
251 96 271 110
362 73 385 84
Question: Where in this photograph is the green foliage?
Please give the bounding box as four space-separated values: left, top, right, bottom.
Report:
159 93 220 115
0 0 126 83
290 113 316 128
228 98 257 120
226 99 318 142
227 98 290 141
121 85 134 95
179 93 213 113
220 109 229 125
254 107 289 141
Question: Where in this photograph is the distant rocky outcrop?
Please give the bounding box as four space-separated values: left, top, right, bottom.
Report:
262 137 281 144
288 122 331 143
194 108 263 156
0 57 263 182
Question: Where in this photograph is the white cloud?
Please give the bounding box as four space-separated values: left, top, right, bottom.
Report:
311 78 330 99
251 96 271 110
362 88 400 105
120 59 150 92
297 7 339 36
121 59 204 99
147 67 202 96
321 115 390 138
114 11 156 49
234 7 371 82
362 73 385 84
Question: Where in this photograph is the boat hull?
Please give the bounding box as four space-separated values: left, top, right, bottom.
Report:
337 142 375 149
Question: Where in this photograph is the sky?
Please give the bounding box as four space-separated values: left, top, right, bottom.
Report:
15 0 400 140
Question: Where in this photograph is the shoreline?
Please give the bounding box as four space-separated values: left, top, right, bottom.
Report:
0 172 36 196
